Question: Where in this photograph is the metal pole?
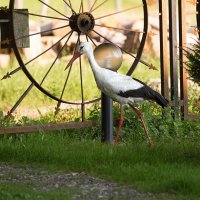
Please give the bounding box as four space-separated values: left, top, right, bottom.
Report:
101 93 113 143
197 0 200 39
0 24 1 49
178 0 188 119
168 0 179 118
158 0 169 100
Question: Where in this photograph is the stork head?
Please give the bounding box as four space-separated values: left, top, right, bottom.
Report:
65 42 92 70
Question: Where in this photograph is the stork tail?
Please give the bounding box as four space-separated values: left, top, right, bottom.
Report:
153 91 169 107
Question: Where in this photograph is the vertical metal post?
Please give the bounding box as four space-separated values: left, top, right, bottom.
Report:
0 23 1 49
168 0 179 118
178 0 188 119
159 0 169 100
197 0 200 39
101 93 113 143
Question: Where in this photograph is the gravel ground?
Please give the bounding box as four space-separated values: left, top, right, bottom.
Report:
0 165 156 200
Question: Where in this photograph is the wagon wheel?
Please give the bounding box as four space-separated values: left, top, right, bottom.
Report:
5 0 152 120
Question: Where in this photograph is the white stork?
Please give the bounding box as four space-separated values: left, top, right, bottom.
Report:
65 42 169 145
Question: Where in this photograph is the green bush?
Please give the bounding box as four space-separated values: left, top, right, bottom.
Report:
185 40 200 85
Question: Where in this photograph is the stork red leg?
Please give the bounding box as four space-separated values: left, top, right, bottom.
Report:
114 104 124 145
129 104 153 145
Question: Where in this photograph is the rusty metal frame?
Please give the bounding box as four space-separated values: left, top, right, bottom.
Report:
178 0 199 120
0 121 97 135
1 0 199 136
168 0 179 118
158 0 169 100
178 0 189 119
158 0 199 120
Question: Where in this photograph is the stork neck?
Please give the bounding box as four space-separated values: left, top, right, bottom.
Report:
86 50 101 72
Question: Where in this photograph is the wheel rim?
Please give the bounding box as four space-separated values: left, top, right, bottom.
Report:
8 0 149 112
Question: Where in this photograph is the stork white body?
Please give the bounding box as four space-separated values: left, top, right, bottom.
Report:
90 64 143 104
66 42 169 145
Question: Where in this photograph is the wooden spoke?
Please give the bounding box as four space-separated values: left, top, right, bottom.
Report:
38 0 69 19
95 4 144 20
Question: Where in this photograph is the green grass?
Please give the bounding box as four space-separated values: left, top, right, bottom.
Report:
0 131 200 199
0 183 72 200
0 101 199 199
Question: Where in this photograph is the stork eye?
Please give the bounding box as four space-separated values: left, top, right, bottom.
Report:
80 46 83 50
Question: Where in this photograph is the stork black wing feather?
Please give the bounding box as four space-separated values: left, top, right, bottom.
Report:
118 78 169 107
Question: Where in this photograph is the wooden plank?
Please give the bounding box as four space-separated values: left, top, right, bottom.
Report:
0 121 97 135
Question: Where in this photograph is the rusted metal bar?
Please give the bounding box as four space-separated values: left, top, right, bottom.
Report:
197 0 200 39
158 0 169 100
178 0 189 119
168 0 179 118
0 121 97 135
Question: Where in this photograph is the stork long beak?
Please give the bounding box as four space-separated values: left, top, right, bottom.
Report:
65 51 82 70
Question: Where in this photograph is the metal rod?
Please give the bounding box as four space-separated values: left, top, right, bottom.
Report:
40 31 73 85
95 24 144 33
38 0 69 19
178 0 188 119
55 65 73 115
159 0 169 100
63 0 76 14
86 34 97 46
91 0 109 12
13 10 68 21
95 4 143 20
79 55 85 122
101 93 113 143
0 23 1 49
12 25 70 43
0 121 97 135
197 0 200 39
1 31 71 80
89 0 98 12
5 83 34 119
169 0 179 118
92 29 155 69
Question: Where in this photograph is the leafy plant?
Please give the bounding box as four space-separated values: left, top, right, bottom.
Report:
185 40 200 85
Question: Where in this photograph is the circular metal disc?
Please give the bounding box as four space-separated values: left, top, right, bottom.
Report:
94 43 123 71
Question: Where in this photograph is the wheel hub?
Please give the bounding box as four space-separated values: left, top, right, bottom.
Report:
69 12 95 34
